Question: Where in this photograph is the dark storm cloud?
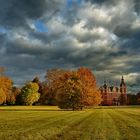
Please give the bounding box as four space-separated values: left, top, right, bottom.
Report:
0 33 6 44
134 0 140 15
0 0 140 93
0 0 45 28
0 0 65 29
114 24 138 38
86 0 117 5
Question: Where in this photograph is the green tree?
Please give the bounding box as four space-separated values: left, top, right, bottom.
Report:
21 82 40 106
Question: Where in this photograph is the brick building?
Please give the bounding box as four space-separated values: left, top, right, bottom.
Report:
100 76 127 105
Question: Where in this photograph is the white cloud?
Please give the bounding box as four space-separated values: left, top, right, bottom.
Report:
0 0 140 93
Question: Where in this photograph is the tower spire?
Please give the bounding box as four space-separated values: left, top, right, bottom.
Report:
104 77 106 82
121 75 125 84
120 75 126 94
103 77 107 90
122 75 124 81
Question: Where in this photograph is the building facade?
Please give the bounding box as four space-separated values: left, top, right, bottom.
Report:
100 76 127 105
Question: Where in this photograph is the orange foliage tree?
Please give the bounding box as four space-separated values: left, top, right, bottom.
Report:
0 88 6 105
42 69 67 105
78 67 102 106
0 76 13 104
47 67 102 110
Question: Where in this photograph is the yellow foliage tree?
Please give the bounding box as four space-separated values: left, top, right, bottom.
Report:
21 82 40 105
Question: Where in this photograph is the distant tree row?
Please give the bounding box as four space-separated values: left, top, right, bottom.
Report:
127 92 140 105
0 67 102 110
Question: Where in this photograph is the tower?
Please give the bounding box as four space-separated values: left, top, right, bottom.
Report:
120 76 126 94
103 80 108 93
100 76 127 106
120 76 127 105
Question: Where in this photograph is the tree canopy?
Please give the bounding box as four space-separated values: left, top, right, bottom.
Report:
55 71 83 110
0 76 13 104
20 82 40 105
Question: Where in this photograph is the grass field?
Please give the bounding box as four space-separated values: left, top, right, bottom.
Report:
0 106 140 140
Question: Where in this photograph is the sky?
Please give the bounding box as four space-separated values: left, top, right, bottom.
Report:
0 0 140 94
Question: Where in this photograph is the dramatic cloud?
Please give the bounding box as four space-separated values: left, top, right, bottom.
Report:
0 0 140 93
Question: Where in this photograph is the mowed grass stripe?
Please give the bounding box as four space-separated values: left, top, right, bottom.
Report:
16 111 94 140
49 110 96 140
0 111 77 139
22 111 92 134
38 110 94 140
0 111 93 140
50 109 121 140
114 108 140 115
108 109 140 140
116 110 140 122
0 111 72 131
0 106 140 140
91 109 121 140
64 109 104 140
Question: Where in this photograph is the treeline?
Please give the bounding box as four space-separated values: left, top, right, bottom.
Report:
127 92 140 105
0 67 102 110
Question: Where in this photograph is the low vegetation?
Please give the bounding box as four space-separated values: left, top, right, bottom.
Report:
0 106 139 140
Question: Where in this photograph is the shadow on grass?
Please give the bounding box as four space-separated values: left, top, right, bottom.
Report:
86 105 140 110
0 105 140 112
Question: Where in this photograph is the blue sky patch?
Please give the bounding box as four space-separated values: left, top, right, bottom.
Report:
0 26 7 33
34 20 48 33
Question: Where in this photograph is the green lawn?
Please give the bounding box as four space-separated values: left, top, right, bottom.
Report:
0 106 140 140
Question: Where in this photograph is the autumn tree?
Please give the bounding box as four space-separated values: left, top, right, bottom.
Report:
0 88 6 105
77 67 102 106
41 69 67 105
20 82 40 105
6 93 16 105
43 67 101 109
37 83 50 105
0 67 13 105
32 76 53 105
45 69 67 84
6 86 21 105
12 86 21 98
32 76 44 93
0 75 13 104
55 72 83 110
